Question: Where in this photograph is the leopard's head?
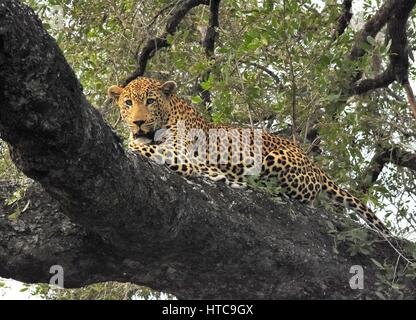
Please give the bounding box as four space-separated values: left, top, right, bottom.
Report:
108 77 176 144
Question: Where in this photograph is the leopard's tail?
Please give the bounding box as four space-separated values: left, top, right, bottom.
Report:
319 171 390 235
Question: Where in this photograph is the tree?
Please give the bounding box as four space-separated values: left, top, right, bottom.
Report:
0 0 415 299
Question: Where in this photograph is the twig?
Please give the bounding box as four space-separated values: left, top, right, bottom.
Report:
403 82 416 118
306 137 321 155
392 254 401 285
247 62 282 88
282 0 297 143
385 87 404 102
112 115 122 129
146 0 181 29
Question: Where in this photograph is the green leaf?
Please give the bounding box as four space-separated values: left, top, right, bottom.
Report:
371 258 384 270
366 36 375 45
320 93 341 103
201 76 213 91
191 96 202 104
166 34 174 45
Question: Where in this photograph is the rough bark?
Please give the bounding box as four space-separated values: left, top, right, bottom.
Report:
0 0 415 299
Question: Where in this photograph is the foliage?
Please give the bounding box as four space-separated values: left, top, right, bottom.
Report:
51 282 176 300
4 185 31 221
371 257 416 300
0 141 27 183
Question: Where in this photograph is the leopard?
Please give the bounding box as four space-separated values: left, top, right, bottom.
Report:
108 76 389 235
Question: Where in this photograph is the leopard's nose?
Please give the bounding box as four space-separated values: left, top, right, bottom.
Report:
133 120 145 127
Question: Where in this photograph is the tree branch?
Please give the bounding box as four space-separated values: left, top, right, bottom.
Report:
0 181 123 287
332 0 353 41
123 0 210 86
349 0 416 102
195 0 221 115
248 62 282 88
0 0 415 299
349 0 401 61
352 66 395 95
359 145 416 194
201 0 220 57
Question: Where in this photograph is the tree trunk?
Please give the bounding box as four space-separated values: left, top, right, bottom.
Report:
0 0 414 299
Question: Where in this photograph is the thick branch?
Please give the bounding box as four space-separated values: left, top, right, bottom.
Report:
123 0 209 86
352 66 395 95
349 0 416 97
349 0 402 61
0 181 124 287
0 0 415 299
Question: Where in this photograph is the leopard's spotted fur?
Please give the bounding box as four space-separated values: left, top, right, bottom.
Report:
108 77 389 234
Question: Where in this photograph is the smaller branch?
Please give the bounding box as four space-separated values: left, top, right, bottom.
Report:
123 0 209 86
386 0 416 118
146 0 179 29
112 114 122 129
360 145 416 194
352 67 395 95
124 37 169 85
347 0 415 94
350 0 416 107
360 149 386 195
332 0 353 41
385 87 404 102
295 0 353 155
283 0 297 142
201 0 220 57
306 136 321 155
286 45 297 142
196 0 221 115
248 62 282 88
383 147 416 170
349 0 398 61
165 0 209 34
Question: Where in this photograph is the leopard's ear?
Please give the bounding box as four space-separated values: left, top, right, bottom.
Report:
160 81 177 97
107 85 123 100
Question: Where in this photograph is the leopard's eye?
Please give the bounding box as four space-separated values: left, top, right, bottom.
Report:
125 99 133 107
146 98 156 105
